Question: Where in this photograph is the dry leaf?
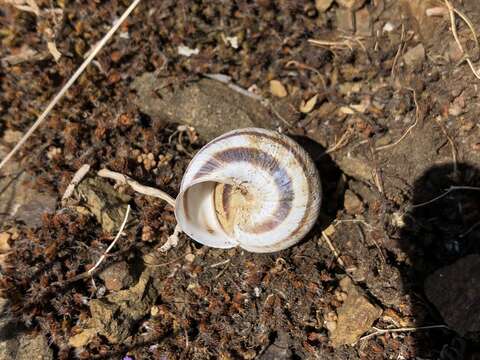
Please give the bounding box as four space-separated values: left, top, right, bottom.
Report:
47 41 62 61
269 80 287 98
338 106 355 115
0 233 11 253
5 0 40 16
1 45 39 66
300 94 318 113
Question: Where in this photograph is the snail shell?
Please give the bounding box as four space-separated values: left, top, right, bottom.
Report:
174 128 322 253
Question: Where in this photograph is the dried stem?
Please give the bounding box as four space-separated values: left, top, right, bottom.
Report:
411 185 480 209
320 231 345 268
0 0 142 172
434 116 458 176
98 168 176 207
444 0 480 79
376 89 419 151
360 324 449 342
61 164 91 202
88 205 131 275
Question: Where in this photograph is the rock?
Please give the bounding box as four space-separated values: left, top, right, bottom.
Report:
336 0 365 10
355 7 372 36
74 178 130 233
329 277 382 347
446 40 463 63
448 93 466 116
424 254 480 338
315 0 334 13
99 261 134 291
16 334 53 360
334 152 375 184
68 328 96 348
132 73 277 141
299 95 318 114
259 330 292 360
269 80 288 98
84 270 157 344
0 233 11 253
336 8 355 33
403 44 426 70
344 190 364 215
0 137 56 228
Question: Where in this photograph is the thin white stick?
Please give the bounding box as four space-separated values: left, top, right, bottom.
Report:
61 164 91 202
209 259 231 268
411 185 480 209
0 0 142 172
88 204 131 275
360 324 448 341
321 231 345 267
376 89 419 151
98 168 176 207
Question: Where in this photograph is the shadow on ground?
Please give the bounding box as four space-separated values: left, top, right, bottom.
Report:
399 162 480 358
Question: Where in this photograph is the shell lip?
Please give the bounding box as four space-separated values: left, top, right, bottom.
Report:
175 178 240 249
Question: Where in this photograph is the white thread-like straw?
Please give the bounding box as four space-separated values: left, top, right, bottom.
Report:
0 0 142 172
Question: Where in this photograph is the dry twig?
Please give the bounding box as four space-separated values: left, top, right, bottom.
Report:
360 324 449 342
88 205 131 275
320 231 345 268
61 164 91 202
411 185 480 209
444 0 480 79
98 168 176 207
376 89 420 151
308 36 366 52
0 0 142 172
434 116 458 176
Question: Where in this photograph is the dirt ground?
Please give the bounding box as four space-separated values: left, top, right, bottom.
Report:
1 0 480 359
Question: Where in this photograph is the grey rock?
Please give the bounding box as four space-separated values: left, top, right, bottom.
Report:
74 177 130 233
403 44 426 70
99 261 134 291
84 270 157 344
344 189 364 215
259 330 292 359
132 73 277 141
425 254 480 338
355 7 372 36
16 334 53 360
336 8 355 33
0 141 56 228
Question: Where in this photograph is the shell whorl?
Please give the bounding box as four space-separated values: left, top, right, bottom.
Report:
175 128 322 253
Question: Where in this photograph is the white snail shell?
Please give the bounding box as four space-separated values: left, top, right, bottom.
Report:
174 128 322 253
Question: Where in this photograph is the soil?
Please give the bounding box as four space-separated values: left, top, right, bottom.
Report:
1 0 480 359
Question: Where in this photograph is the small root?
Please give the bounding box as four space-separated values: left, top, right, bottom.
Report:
98 168 176 207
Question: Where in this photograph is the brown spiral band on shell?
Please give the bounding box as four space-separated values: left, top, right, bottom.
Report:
193 147 294 233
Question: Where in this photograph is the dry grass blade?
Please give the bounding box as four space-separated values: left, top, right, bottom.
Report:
410 185 480 209
360 324 449 342
444 0 480 79
0 0 142 172
87 204 131 276
376 89 419 151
